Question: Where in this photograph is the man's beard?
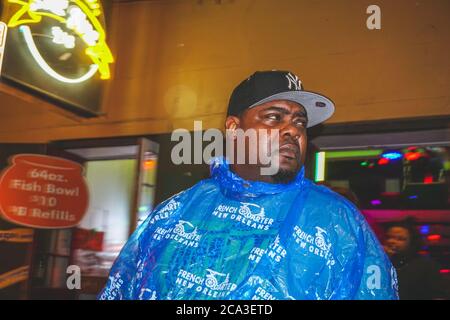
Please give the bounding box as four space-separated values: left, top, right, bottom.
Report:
272 168 299 184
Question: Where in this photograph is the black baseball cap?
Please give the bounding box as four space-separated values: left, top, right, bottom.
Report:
227 70 335 128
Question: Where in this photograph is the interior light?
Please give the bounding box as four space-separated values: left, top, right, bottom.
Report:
314 152 326 182
139 206 149 212
144 160 156 170
419 225 430 234
427 234 441 241
324 149 382 160
405 152 421 161
423 175 433 184
381 151 402 160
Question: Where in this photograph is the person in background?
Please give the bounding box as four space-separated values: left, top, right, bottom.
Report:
383 217 447 300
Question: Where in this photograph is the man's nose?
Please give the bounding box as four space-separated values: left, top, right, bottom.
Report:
386 239 396 245
280 122 302 140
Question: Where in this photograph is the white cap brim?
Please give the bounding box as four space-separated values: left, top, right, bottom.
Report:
248 91 335 128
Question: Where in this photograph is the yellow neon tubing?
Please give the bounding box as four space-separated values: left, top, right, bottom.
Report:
20 25 99 84
7 0 113 79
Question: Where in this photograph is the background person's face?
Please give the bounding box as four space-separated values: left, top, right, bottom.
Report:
385 227 411 255
235 100 307 179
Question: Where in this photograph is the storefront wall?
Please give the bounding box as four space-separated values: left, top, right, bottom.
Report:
0 0 449 300
0 0 449 143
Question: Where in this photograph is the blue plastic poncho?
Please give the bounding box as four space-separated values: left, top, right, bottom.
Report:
99 158 398 300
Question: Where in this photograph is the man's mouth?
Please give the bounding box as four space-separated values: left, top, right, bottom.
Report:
386 243 398 252
279 143 300 160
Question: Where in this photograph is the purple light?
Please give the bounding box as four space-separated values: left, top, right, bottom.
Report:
420 225 430 234
371 199 382 206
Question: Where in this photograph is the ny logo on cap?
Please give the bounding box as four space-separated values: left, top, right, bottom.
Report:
286 72 302 91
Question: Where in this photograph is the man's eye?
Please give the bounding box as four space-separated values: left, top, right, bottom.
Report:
294 119 307 127
266 114 281 121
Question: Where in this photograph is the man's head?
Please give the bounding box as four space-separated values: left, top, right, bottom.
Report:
226 100 307 183
385 226 411 256
384 217 421 258
225 70 334 184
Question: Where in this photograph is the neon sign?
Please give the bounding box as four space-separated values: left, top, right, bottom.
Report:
6 0 113 82
0 22 7 75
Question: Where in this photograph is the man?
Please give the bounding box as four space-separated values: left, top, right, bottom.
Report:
384 218 446 299
99 70 398 300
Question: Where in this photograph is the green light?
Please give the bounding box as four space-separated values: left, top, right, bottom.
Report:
315 152 326 182
360 161 369 166
325 149 383 160
444 161 450 171
139 206 149 212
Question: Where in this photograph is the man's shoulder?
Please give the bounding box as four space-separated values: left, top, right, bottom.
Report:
300 179 368 234
157 178 219 207
304 179 358 211
153 177 223 211
140 178 220 227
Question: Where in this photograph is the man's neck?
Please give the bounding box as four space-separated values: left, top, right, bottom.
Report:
229 163 276 184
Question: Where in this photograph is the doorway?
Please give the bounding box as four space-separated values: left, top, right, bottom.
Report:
0 137 159 299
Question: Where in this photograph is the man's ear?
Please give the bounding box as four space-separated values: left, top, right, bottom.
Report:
225 116 240 131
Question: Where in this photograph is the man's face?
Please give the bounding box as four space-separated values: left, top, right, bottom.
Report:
385 227 411 256
226 99 308 183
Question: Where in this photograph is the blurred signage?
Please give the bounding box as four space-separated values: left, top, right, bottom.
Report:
0 228 34 243
0 154 89 229
0 0 113 116
0 21 7 74
0 265 29 289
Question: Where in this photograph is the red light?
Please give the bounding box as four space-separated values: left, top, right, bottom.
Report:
427 234 441 241
378 158 389 165
423 175 433 184
405 152 421 161
440 269 450 274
